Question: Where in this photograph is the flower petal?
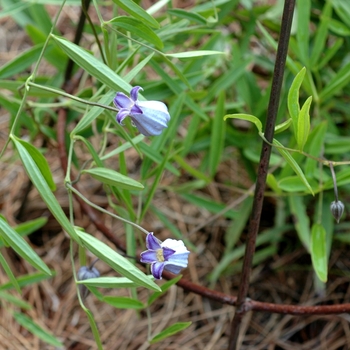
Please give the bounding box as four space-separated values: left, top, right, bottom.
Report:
163 247 176 260
114 92 133 109
130 104 143 115
140 250 158 263
129 102 170 136
146 232 162 250
151 261 165 279
116 109 130 125
162 238 187 252
130 86 143 102
167 251 190 267
163 263 183 275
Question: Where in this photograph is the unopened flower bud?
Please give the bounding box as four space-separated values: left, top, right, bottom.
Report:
330 200 344 223
77 266 100 298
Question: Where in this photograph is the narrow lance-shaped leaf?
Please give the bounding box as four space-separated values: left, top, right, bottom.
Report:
76 230 161 291
310 223 328 282
209 91 225 177
50 35 132 93
224 113 262 134
82 167 144 191
15 138 56 191
288 67 306 136
13 312 63 347
11 136 81 243
150 322 192 344
0 218 51 275
273 138 314 195
107 16 163 49
112 0 159 28
296 96 312 151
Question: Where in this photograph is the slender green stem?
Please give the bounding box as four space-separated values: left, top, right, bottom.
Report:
82 0 107 64
32 0 67 80
66 183 150 235
106 24 164 56
27 82 118 112
259 133 350 166
329 162 338 201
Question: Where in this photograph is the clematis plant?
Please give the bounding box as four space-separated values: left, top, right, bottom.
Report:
140 232 190 280
113 86 170 136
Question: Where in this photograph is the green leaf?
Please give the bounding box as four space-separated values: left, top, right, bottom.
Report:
287 67 306 134
103 296 144 309
319 61 350 102
181 193 237 219
167 9 207 24
150 322 192 344
101 134 145 160
0 271 54 291
0 291 31 309
209 91 225 177
14 217 48 236
113 0 159 28
310 223 328 282
0 44 45 79
328 18 350 36
76 230 161 291
108 16 163 49
84 308 103 350
50 34 132 93
305 121 327 177
82 167 144 191
296 0 310 65
15 139 56 191
0 252 21 293
288 196 310 251
224 113 262 133
0 217 48 249
77 276 153 288
74 136 104 168
166 50 225 58
273 139 314 195
11 136 81 243
139 142 180 176
278 176 318 193
315 38 343 70
274 118 292 134
167 8 207 24
0 218 51 275
296 96 312 151
13 312 63 347
310 1 332 67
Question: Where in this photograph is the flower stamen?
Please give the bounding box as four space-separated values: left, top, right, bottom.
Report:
156 249 165 262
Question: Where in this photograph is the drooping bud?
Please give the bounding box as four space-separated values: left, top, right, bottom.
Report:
330 200 344 224
77 266 100 298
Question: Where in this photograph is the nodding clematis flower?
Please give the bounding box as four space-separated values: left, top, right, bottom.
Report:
140 232 190 280
113 86 170 136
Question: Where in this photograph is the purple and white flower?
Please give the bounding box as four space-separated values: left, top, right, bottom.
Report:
113 86 170 136
140 232 190 279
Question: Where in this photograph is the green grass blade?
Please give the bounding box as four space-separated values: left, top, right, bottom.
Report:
310 223 327 282
208 91 225 177
13 312 63 347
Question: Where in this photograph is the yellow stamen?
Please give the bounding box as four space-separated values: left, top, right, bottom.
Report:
156 249 164 262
